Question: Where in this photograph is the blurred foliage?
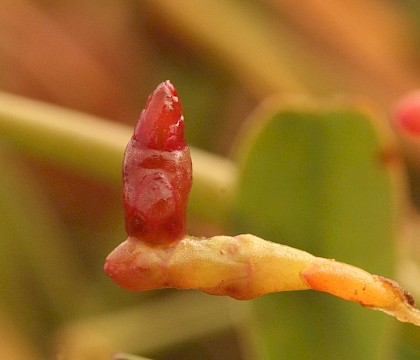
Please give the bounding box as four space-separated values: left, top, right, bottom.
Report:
0 0 420 359
232 102 400 359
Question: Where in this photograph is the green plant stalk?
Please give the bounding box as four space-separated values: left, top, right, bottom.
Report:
0 92 129 183
57 292 248 360
0 91 237 224
112 353 153 360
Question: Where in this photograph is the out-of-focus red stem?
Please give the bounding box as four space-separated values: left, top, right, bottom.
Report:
392 91 420 137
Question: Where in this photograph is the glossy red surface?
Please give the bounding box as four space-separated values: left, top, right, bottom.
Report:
123 81 192 244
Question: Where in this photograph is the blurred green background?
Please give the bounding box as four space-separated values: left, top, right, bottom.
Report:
0 1 420 359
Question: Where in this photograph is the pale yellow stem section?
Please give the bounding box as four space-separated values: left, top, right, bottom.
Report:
105 234 420 326
105 234 313 299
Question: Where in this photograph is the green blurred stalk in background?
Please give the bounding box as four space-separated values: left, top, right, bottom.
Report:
0 91 237 225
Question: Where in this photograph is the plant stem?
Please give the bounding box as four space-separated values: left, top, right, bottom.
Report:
0 91 237 223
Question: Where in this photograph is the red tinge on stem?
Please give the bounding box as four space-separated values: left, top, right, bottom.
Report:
123 81 192 244
392 91 420 137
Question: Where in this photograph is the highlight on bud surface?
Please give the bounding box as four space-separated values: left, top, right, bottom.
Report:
122 81 192 244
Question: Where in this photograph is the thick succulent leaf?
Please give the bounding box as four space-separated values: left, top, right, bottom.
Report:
232 98 407 359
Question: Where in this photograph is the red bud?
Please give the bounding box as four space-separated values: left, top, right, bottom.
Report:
123 81 192 244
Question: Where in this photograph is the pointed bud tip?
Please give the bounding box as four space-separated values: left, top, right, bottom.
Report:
134 81 186 151
161 80 177 95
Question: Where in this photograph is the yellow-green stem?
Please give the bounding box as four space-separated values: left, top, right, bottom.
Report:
0 91 237 224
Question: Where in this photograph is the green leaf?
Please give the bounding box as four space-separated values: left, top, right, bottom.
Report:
232 98 404 359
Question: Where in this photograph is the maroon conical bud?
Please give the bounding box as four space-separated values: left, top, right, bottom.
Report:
122 81 192 244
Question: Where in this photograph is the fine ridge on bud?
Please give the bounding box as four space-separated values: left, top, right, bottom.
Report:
122 81 192 244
